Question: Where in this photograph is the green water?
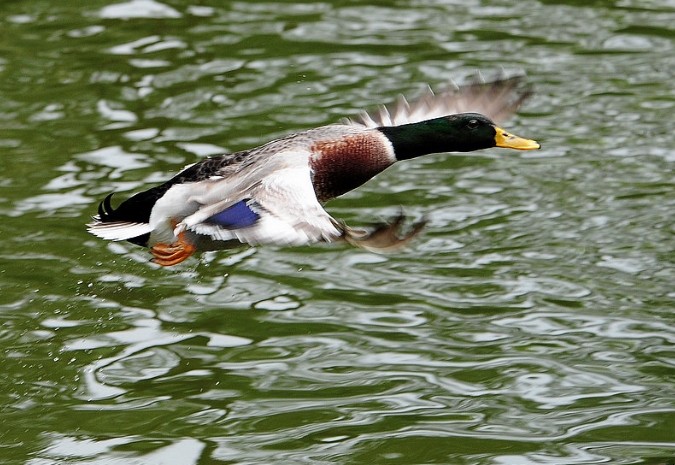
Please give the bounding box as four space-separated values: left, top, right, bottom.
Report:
1 0 674 464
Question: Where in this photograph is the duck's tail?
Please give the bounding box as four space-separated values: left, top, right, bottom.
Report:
86 193 154 245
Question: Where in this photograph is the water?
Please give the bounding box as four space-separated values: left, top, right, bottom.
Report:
1 1 674 464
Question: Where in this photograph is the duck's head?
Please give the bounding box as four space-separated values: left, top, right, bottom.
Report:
445 112 540 152
379 112 540 160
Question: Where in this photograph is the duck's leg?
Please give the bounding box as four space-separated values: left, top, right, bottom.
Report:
338 212 427 253
150 231 197 266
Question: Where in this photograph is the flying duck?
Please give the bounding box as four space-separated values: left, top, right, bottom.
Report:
87 74 540 266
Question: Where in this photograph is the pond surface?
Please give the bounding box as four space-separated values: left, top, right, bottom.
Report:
1 1 674 464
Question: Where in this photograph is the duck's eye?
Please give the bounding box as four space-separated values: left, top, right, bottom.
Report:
466 119 479 130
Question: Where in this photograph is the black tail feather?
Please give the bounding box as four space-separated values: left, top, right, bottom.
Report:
98 193 115 221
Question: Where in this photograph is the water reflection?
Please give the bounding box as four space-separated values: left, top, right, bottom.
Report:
98 0 182 20
31 434 206 465
60 302 252 401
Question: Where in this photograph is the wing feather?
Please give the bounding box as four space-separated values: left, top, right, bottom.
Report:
347 72 532 128
175 153 342 247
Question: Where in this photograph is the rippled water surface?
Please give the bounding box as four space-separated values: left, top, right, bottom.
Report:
1 1 674 464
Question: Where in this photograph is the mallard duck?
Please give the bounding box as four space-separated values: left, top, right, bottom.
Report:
87 74 540 266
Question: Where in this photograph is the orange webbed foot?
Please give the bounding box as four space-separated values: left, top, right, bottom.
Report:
150 232 196 266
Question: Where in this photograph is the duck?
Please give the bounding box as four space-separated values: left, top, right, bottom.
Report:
87 74 540 266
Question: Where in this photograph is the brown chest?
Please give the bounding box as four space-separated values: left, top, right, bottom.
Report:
309 132 395 202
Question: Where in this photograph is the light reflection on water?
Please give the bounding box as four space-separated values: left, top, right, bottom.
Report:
1 0 674 464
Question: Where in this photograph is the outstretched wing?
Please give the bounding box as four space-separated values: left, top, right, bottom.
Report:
347 72 532 128
176 160 342 247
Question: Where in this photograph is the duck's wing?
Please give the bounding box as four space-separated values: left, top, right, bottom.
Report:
176 156 342 247
336 212 428 253
347 72 532 128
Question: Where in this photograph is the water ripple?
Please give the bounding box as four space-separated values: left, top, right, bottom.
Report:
1 1 674 464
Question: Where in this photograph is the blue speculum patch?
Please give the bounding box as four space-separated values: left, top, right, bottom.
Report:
206 200 260 229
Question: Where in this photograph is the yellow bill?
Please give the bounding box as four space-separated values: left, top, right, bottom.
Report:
494 127 540 150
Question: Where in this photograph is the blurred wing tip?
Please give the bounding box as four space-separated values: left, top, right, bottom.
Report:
347 70 534 128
